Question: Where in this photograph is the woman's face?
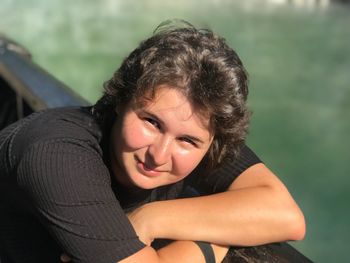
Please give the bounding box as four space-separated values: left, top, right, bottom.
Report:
110 85 213 189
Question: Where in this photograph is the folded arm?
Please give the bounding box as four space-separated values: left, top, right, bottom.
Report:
59 162 306 262
128 163 306 247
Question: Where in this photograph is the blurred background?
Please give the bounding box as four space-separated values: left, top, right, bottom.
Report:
1 0 349 261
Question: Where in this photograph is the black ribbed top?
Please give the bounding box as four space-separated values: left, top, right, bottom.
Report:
0 107 261 263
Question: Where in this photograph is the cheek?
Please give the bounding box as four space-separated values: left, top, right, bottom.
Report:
172 150 207 177
120 120 153 150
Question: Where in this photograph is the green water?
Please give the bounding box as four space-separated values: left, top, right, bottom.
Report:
1 0 350 262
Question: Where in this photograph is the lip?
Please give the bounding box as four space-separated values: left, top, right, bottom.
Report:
135 157 164 177
136 161 164 177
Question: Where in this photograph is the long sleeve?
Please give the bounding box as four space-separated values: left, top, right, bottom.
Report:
16 139 144 263
185 144 262 194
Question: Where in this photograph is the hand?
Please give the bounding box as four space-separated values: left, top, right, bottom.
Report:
127 204 155 246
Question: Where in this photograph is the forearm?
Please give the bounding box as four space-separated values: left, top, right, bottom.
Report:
128 164 305 248
139 186 304 246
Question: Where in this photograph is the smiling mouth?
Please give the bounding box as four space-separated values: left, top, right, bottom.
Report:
137 161 163 177
135 156 165 177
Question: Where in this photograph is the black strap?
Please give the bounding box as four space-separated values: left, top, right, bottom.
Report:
194 241 215 263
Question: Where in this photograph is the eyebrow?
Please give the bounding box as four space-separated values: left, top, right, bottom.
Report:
142 110 206 144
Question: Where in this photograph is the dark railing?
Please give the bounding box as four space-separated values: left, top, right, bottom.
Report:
0 36 313 263
0 35 89 130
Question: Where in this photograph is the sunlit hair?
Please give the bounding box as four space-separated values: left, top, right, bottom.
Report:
93 20 250 170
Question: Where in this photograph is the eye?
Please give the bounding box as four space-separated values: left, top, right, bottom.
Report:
179 137 197 147
144 117 161 129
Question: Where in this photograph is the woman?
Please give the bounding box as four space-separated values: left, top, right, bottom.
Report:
0 21 305 263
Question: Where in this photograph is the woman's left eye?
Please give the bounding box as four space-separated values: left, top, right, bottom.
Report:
179 137 197 147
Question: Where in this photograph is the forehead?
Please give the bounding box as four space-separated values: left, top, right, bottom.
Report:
135 86 212 132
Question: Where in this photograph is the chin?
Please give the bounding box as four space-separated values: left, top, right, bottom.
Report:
132 175 178 190
132 181 162 190
127 173 161 190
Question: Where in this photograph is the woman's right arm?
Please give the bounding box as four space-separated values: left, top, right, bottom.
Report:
119 242 228 263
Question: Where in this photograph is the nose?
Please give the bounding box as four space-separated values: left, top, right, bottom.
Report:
146 135 172 167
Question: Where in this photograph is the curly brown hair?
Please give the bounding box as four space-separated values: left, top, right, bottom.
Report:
93 20 250 170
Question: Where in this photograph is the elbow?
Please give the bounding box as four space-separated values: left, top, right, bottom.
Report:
285 204 306 241
272 187 306 241
290 210 306 241
269 184 306 241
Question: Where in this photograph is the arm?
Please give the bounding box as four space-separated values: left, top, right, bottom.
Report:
119 241 228 263
18 140 147 262
128 163 306 246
